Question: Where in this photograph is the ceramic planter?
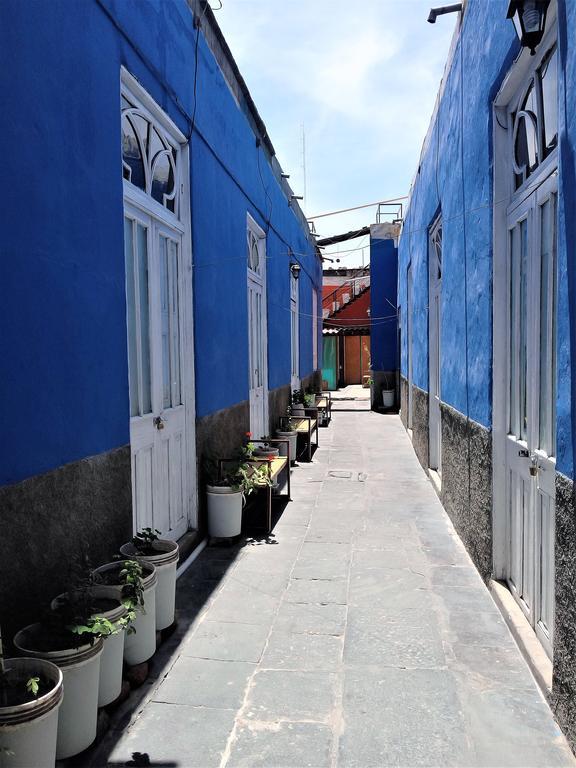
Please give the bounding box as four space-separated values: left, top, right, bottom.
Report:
0 657 63 768
120 540 179 631
13 626 103 760
92 562 158 666
382 389 395 408
292 404 305 416
276 430 297 464
206 485 243 537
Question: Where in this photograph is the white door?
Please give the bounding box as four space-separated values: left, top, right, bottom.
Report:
428 218 442 472
407 263 414 430
247 217 268 439
124 203 189 540
505 172 557 657
291 272 300 393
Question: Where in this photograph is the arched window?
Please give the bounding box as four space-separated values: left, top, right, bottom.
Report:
121 94 180 216
511 45 558 190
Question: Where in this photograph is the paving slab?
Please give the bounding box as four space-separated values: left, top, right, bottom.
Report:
92 408 576 768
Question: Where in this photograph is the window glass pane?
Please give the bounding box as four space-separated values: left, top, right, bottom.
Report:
159 236 171 409
509 227 519 435
137 223 152 414
539 195 557 455
519 218 528 441
168 240 182 406
541 47 558 153
124 218 139 417
515 114 538 176
122 117 145 189
151 152 174 207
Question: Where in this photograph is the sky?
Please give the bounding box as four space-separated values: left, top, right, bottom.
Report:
214 0 457 268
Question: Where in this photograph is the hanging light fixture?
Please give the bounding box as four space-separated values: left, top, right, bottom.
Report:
506 0 550 55
290 262 301 280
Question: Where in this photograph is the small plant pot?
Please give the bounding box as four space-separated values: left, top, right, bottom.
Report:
382 389 395 408
92 562 158 667
0 657 63 768
13 625 103 760
292 404 305 416
253 447 279 459
206 485 243 538
51 588 128 708
276 430 297 464
120 540 179 631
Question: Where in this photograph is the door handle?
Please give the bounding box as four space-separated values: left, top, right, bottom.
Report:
153 416 165 430
518 449 530 457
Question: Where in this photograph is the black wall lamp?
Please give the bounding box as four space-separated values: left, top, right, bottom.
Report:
290 262 301 280
507 0 550 55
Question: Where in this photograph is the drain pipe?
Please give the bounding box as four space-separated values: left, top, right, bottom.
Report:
427 3 462 23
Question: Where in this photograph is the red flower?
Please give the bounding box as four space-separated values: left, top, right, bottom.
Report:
245 431 252 437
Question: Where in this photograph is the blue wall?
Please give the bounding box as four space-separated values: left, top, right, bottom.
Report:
398 0 576 478
0 0 320 485
370 237 398 372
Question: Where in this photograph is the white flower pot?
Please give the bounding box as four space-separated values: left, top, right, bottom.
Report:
120 540 179 631
207 485 243 537
0 657 63 768
382 389 395 408
51 588 127 708
93 562 158 666
13 625 103 760
276 430 297 464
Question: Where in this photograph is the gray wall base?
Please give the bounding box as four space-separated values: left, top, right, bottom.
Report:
0 446 132 644
552 472 576 752
440 402 492 581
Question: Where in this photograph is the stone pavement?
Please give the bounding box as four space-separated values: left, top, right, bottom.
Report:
93 400 575 767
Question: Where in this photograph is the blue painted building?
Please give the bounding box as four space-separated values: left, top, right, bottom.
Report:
0 0 321 637
398 0 576 745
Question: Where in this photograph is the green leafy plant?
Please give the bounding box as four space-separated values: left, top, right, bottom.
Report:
26 677 40 696
0 626 42 707
118 560 145 614
132 527 162 555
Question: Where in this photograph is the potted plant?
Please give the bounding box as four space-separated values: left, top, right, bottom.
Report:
13 572 112 760
276 406 298 464
92 559 156 667
51 582 131 708
0 627 63 768
382 373 395 408
206 436 272 538
292 389 306 416
252 437 280 459
120 528 179 632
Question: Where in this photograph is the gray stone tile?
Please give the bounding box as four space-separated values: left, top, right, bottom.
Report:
434 584 500 613
344 610 446 668
305 527 354 543
182 620 270 663
292 556 350 580
430 564 482 587
106 702 235 767
460 686 576 767
225 568 289 597
244 670 336 723
152 657 254 709
208 584 280 625
285 577 347 605
339 668 470 767
262 630 343 671
348 569 432 614
448 644 541 691
274 601 347 635
227 721 333 767
447 610 515 647
351 548 410 570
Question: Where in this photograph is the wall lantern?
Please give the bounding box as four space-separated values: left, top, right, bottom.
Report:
290 262 301 280
506 0 550 55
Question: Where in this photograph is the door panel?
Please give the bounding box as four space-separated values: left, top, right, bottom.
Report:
504 172 556 658
344 336 361 384
247 220 268 440
124 203 189 540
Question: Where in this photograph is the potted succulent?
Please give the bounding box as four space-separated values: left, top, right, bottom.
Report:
13 572 112 760
276 406 298 464
292 389 306 416
92 559 157 667
120 528 179 632
206 436 272 538
0 627 63 768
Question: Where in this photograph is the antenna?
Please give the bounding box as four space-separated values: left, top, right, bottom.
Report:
301 123 307 210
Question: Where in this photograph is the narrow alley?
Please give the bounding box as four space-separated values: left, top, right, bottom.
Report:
91 396 574 768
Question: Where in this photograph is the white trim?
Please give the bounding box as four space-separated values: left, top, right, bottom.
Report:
121 68 187 144
247 213 269 438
